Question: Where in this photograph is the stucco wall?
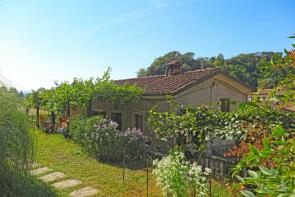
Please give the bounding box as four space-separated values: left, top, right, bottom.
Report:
91 99 157 134
174 76 248 110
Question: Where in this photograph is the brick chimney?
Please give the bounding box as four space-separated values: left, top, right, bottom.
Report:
165 60 181 76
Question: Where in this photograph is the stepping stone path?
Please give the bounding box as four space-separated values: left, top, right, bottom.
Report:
40 172 66 183
52 179 82 189
32 162 40 168
70 187 98 197
30 163 98 197
30 167 52 175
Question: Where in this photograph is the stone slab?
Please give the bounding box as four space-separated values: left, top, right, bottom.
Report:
31 162 40 168
40 172 66 183
30 167 52 175
52 179 82 190
70 187 98 197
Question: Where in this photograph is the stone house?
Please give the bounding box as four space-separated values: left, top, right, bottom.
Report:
88 61 252 135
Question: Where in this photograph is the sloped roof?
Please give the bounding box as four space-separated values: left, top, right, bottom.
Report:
114 68 222 95
115 75 165 88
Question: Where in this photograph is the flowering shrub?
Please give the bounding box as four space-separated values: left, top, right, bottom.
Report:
153 149 211 197
69 116 147 162
89 118 125 162
68 116 101 146
124 128 148 160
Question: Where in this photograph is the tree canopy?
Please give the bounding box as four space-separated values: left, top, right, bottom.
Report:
25 68 143 122
138 51 295 90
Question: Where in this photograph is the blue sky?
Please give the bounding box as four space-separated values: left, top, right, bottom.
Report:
0 0 294 91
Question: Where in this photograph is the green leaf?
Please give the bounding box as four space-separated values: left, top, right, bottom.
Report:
249 145 260 156
240 190 256 197
272 125 285 138
284 48 289 54
236 175 245 183
262 138 271 152
248 170 258 178
277 194 290 197
259 166 273 176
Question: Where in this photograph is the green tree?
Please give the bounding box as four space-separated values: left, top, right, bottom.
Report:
138 51 294 90
25 88 45 128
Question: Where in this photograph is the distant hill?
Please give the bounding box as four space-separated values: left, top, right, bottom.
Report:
137 51 294 90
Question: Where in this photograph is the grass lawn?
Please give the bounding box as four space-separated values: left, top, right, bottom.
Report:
34 129 237 197
34 129 161 197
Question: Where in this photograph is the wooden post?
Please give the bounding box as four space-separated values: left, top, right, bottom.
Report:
87 99 92 117
50 111 55 133
146 152 149 197
209 178 212 197
123 148 126 197
36 103 40 128
67 100 71 120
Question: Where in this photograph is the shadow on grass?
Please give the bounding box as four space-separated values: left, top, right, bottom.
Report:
102 159 149 170
0 166 57 197
51 132 154 170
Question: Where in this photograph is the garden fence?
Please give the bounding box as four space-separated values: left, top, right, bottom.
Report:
200 154 237 177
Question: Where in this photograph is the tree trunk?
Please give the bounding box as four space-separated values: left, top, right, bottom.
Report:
67 100 71 120
36 104 40 128
87 99 92 117
26 107 30 116
50 111 56 133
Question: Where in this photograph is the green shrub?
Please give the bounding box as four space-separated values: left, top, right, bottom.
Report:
68 115 102 146
233 126 295 197
0 88 34 171
0 166 56 197
0 87 56 196
69 116 147 162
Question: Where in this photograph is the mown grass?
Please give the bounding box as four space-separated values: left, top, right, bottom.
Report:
34 129 238 197
34 129 161 197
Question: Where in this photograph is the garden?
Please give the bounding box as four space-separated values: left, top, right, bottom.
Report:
0 36 294 197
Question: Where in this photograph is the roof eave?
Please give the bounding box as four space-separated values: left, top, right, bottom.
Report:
170 69 222 96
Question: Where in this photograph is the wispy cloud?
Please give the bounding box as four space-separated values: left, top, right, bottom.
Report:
152 0 167 8
71 9 146 40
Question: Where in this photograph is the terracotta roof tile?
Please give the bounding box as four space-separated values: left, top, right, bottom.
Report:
114 75 165 88
114 68 220 95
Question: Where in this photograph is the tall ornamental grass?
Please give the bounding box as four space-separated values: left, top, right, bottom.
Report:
0 87 34 171
0 86 56 196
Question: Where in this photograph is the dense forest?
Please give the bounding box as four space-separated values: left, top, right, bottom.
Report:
137 51 295 90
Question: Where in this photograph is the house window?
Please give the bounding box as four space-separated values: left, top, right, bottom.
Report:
134 114 144 131
220 99 230 112
111 112 123 131
92 111 106 118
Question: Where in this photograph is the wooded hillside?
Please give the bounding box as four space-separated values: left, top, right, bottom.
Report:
137 51 294 90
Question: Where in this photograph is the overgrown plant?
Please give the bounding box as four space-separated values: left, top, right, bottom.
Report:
0 87 34 172
0 86 56 196
148 99 227 153
69 116 147 162
232 126 295 197
153 149 211 197
26 68 143 131
149 98 294 156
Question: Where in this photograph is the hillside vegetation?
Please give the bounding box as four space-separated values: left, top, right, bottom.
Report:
137 51 294 89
